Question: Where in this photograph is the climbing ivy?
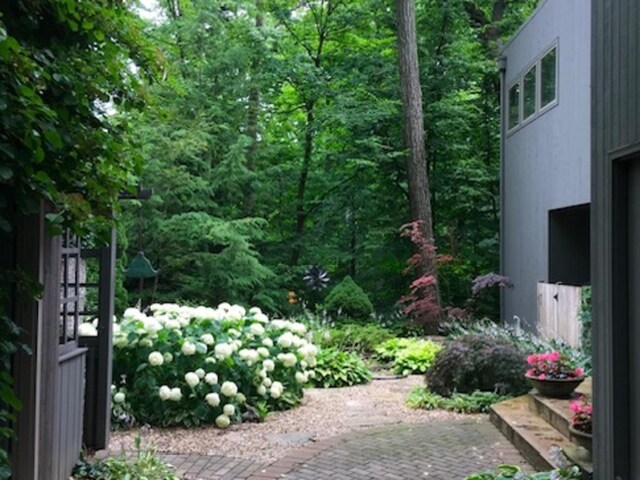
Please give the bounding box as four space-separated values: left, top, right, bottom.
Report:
0 1 158 476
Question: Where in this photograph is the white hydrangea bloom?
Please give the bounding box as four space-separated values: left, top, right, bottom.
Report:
148 351 164 366
123 307 141 319
226 305 246 320
205 392 221 407
215 343 233 360
271 319 290 330
270 381 284 399
139 338 153 348
205 357 216 364
253 312 269 323
169 387 182 401
250 323 265 336
113 392 126 404
163 352 173 363
185 372 200 388
257 385 267 396
218 302 231 311
201 333 215 345
223 404 235 416
257 347 270 358
112 322 121 335
263 359 275 372
165 319 181 330
277 352 297 368
277 332 294 348
149 303 162 312
235 393 246 404
262 338 274 348
159 385 171 401
181 341 197 356
195 368 205 379
295 371 308 384
249 306 262 315
228 328 241 338
205 372 218 385
78 322 97 337
220 381 238 397
215 414 231 429
262 377 272 387
257 369 267 379
290 322 307 335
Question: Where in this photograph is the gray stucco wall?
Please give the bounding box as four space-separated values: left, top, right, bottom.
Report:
501 0 591 331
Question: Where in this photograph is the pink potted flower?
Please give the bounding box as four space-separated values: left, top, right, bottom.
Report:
524 352 585 398
569 397 593 453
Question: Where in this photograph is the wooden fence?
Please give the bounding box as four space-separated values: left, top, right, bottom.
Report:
537 282 583 347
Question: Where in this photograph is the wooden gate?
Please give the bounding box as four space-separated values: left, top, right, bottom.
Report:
9 205 88 480
537 282 583 347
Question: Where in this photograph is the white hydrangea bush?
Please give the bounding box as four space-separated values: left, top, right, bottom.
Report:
112 303 318 428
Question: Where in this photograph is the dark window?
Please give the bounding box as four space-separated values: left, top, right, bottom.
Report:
541 47 557 108
508 82 520 130
60 231 82 351
523 65 537 119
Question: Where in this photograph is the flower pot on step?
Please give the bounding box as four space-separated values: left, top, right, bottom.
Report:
569 424 593 458
525 374 584 398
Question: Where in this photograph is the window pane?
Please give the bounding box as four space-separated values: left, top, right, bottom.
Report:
523 66 536 119
508 82 520 129
541 47 557 107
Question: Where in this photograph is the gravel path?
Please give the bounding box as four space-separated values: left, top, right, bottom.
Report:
109 376 476 464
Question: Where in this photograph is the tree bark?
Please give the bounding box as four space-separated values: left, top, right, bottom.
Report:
244 1 263 216
290 102 314 266
395 1 437 275
395 0 441 314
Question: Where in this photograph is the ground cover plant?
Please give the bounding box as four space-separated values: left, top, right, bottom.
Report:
374 338 442 375
406 388 508 413
73 437 178 480
312 323 394 356
310 348 372 388
111 303 318 429
425 334 529 397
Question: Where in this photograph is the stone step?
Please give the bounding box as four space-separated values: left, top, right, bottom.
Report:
490 396 572 472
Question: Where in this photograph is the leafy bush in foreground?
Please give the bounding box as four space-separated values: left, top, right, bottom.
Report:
425 335 528 397
406 387 508 413
324 276 374 323
109 303 318 428
311 348 372 388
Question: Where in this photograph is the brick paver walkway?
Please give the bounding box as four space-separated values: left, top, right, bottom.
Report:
164 417 530 479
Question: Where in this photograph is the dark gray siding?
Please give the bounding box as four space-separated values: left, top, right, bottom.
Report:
592 0 640 477
501 0 591 329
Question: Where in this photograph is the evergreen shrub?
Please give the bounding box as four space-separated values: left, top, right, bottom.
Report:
324 276 374 322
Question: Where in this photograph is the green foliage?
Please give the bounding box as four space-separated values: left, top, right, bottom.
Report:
390 340 443 375
324 276 374 323
406 387 509 413
374 338 442 374
73 437 179 480
465 462 581 479
312 323 393 355
578 286 592 372
311 348 372 388
426 335 529 397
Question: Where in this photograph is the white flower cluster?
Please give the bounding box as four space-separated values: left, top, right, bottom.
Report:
113 303 319 430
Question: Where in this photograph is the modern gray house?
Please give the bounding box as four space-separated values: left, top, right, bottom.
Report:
591 0 640 477
500 0 591 332
499 0 640 476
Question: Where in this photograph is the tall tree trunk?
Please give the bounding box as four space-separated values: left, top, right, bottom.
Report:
290 103 314 266
244 2 263 216
395 0 441 309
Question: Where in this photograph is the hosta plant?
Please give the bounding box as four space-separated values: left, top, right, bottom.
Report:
111 303 318 429
374 338 442 374
311 348 372 388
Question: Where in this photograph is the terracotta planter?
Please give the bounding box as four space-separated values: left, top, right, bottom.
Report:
525 374 584 398
569 424 593 454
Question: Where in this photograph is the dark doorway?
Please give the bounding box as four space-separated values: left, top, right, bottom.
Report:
548 204 591 285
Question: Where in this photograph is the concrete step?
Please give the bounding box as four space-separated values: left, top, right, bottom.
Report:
490 396 572 472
